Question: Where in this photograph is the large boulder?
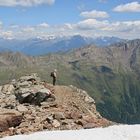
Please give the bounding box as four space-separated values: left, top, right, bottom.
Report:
15 86 55 105
11 74 56 105
0 109 23 132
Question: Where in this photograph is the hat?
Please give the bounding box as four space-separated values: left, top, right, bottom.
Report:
54 69 57 72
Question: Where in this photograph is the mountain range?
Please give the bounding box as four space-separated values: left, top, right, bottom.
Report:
0 35 124 56
0 38 140 124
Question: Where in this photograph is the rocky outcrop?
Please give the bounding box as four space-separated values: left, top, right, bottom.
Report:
0 74 112 138
14 73 55 105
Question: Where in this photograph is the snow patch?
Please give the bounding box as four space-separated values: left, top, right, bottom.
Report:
1 125 140 140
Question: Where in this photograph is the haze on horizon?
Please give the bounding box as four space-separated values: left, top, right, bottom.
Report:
0 0 140 39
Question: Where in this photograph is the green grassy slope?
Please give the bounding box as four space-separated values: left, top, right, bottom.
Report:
53 62 140 124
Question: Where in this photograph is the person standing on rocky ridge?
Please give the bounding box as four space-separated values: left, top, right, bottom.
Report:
50 69 57 86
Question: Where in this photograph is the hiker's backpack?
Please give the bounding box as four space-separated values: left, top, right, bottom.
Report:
50 72 54 77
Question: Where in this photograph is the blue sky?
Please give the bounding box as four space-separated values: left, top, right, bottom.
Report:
0 0 140 39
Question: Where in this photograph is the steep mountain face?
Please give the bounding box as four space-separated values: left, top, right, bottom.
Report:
0 36 124 56
62 39 140 124
0 51 36 84
0 39 139 124
0 51 35 67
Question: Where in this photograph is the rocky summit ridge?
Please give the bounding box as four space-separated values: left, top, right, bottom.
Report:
0 73 112 138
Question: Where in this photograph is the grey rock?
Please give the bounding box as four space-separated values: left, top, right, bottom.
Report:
83 123 96 129
17 81 31 88
19 73 40 83
53 112 65 120
46 115 54 123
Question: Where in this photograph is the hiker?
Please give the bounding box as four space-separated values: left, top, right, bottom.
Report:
50 69 57 86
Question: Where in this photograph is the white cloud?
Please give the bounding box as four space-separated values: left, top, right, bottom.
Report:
0 0 55 7
76 19 140 31
113 1 140 12
22 27 35 32
1 19 140 39
9 24 19 29
75 18 140 39
61 23 74 30
80 10 109 19
0 31 14 39
38 23 50 28
77 19 109 30
16 27 38 39
107 21 140 32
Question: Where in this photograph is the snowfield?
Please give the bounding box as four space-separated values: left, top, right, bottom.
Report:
1 125 140 140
